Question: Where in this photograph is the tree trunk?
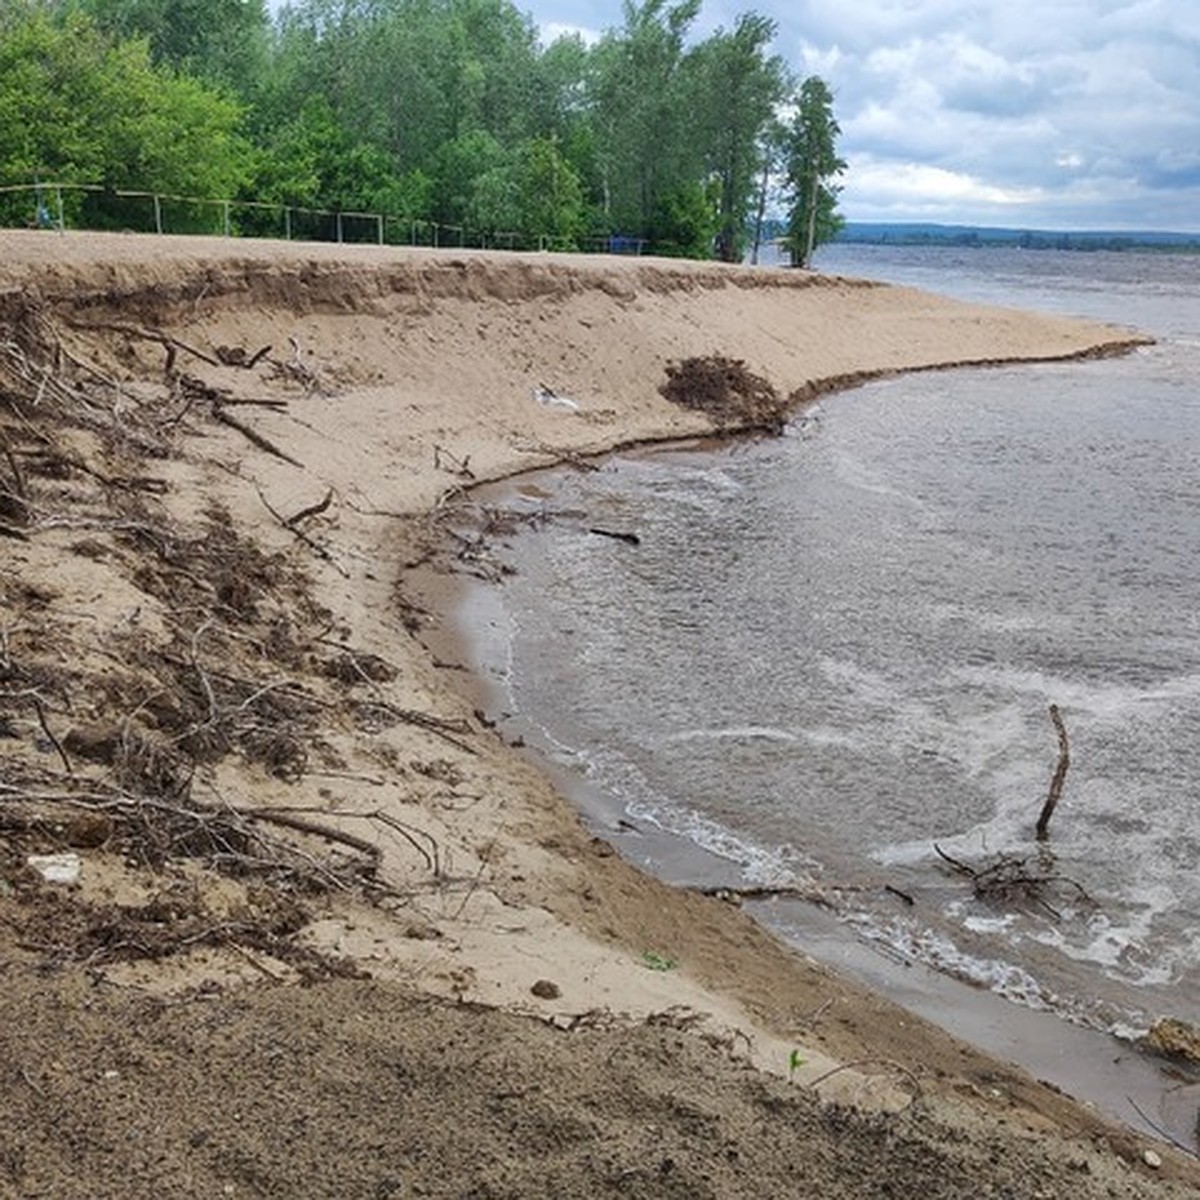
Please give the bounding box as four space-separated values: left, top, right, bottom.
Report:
750 155 770 265
803 169 819 268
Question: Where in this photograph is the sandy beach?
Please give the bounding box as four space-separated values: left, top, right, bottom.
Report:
1 229 1195 1198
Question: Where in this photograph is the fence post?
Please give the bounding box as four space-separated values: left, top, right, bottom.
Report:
55 186 65 234
336 212 343 243
284 207 291 240
376 214 383 245
153 194 163 235
223 200 231 238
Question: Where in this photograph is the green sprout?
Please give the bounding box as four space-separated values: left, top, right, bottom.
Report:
641 950 678 972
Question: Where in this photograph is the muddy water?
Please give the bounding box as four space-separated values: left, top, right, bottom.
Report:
453 245 1200 1141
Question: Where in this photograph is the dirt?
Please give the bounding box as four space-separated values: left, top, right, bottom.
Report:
0 971 1188 1200
0 230 1194 1198
659 354 786 431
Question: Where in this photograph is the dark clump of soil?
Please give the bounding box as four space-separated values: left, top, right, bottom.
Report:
660 355 787 433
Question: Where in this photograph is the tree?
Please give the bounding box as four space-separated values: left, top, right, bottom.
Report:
588 0 706 244
467 137 585 246
784 75 846 267
691 13 788 262
748 116 787 264
0 7 249 229
73 0 271 96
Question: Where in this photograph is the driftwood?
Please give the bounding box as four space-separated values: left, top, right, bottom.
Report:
589 527 641 546
934 843 1092 920
66 320 222 369
254 483 349 578
693 882 841 911
213 405 303 468
1036 703 1070 841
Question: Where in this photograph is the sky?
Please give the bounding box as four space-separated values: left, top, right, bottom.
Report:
532 0 1200 232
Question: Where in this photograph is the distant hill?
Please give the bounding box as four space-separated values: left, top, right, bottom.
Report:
831 222 1200 251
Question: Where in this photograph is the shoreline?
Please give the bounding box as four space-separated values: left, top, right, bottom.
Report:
1 230 1196 1196
445 443 1199 1149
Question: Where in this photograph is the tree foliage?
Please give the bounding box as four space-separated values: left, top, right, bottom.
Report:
692 14 789 261
0 0 846 259
73 0 271 94
784 75 847 267
0 4 249 221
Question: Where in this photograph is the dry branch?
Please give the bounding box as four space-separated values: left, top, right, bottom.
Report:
353 699 478 755
285 488 335 527
213 405 304 467
433 444 475 479
238 805 442 878
216 344 273 369
933 842 1092 919
254 483 350 578
1036 703 1070 841
31 696 72 776
66 320 222 368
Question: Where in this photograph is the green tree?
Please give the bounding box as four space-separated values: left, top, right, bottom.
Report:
73 0 270 96
784 75 846 267
748 116 788 264
529 32 602 228
0 7 249 228
589 0 707 245
692 13 788 262
431 129 505 229
468 137 585 246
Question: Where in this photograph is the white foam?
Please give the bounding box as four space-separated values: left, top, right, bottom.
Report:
626 796 818 886
850 915 1055 1012
663 725 798 745
950 663 1200 725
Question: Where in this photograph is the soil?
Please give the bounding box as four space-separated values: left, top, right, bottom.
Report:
0 230 1193 1199
0 973 1181 1200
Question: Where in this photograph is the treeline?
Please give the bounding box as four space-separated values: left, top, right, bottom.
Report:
836 223 1200 252
0 0 843 260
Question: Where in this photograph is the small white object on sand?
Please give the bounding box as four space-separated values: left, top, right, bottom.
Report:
533 384 579 410
27 852 82 885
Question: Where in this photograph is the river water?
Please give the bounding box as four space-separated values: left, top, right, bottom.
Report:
456 244 1200 1101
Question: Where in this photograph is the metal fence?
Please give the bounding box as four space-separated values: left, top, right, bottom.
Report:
0 181 651 257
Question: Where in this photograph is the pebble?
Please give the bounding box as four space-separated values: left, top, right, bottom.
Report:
1142 1148 1162 1169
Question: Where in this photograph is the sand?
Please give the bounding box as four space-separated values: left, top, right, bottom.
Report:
0 229 1195 1198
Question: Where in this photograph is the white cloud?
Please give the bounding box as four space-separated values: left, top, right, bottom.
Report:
539 21 602 47
844 158 1046 218
765 0 1200 228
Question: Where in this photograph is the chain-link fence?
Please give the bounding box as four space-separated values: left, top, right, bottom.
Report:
0 181 654 256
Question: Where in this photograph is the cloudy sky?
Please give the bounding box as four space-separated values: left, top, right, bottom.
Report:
532 0 1200 232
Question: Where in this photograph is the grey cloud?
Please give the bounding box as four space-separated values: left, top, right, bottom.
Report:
529 0 1200 228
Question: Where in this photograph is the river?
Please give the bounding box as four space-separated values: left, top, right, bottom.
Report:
455 242 1200 1139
